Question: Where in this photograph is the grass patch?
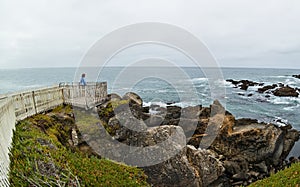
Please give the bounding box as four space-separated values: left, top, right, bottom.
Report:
9 105 148 186
249 162 300 187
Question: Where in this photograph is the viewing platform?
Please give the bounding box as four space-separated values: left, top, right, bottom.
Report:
0 82 107 186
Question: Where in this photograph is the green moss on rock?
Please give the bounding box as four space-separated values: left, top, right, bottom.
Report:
248 162 300 187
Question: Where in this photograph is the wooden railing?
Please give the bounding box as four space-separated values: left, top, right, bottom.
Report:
0 82 107 186
61 82 107 108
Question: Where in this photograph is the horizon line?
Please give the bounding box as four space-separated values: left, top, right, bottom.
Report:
1 66 300 70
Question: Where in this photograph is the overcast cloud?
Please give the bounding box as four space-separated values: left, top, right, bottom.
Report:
0 0 300 69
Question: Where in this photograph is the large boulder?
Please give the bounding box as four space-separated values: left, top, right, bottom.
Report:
142 146 201 187
186 145 226 187
141 140 226 187
210 118 300 166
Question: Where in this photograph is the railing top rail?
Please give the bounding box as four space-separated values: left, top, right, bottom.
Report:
0 85 62 99
59 82 107 87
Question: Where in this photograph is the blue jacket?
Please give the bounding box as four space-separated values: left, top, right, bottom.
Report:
80 77 87 86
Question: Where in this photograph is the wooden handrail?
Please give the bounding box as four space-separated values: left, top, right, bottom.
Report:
0 82 107 186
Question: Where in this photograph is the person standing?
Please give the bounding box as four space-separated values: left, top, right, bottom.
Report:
79 73 87 97
80 73 87 86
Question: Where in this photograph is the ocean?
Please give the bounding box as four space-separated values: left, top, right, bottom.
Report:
1 67 300 156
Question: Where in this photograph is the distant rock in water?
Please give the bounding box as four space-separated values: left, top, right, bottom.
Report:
227 77 299 98
292 74 300 79
273 86 299 97
257 84 278 93
226 79 263 91
96 93 300 187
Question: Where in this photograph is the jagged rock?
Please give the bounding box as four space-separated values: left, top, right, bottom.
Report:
292 74 300 79
186 145 226 186
113 117 148 145
226 79 262 91
224 157 248 176
142 106 150 113
273 86 299 97
115 124 199 186
253 161 268 174
181 105 202 119
232 172 249 181
165 106 181 119
143 147 201 187
258 84 278 93
95 92 300 186
107 93 122 101
280 125 300 160
141 144 227 187
123 92 143 107
211 100 226 116
211 118 299 167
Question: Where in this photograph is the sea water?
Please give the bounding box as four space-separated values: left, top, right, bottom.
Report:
1 67 300 156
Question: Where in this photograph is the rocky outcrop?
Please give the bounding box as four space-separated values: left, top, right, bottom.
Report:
273 86 299 97
96 93 300 187
257 84 278 93
227 77 299 98
293 74 300 79
226 79 263 91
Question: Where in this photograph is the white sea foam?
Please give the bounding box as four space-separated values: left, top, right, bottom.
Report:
284 79 297 86
284 104 300 111
191 77 208 82
273 116 289 126
143 101 167 108
269 96 300 106
267 75 288 78
270 97 292 105
215 79 232 87
23 84 44 89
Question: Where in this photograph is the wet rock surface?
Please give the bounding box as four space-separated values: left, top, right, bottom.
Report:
95 92 300 187
227 76 299 98
273 86 299 97
293 74 300 79
226 79 263 91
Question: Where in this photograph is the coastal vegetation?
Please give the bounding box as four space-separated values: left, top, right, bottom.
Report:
8 91 300 186
9 105 148 186
249 162 300 187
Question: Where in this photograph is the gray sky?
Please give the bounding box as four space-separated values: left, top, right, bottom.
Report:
0 0 300 69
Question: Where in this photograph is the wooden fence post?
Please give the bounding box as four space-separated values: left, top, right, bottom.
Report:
32 91 37 114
